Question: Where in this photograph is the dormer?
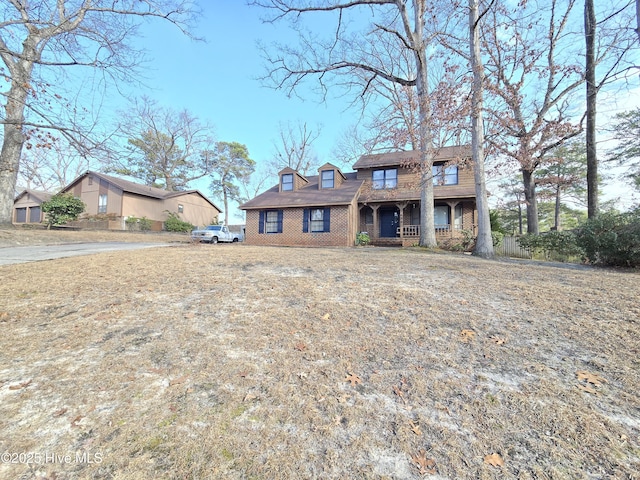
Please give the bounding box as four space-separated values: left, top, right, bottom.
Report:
317 163 346 190
278 167 309 192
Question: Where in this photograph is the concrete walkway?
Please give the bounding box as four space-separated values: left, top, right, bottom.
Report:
0 242 173 266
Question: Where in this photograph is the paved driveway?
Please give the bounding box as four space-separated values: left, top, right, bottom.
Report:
0 242 172 266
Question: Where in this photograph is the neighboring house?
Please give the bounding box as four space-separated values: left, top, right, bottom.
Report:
60 171 221 231
13 189 53 224
240 146 477 246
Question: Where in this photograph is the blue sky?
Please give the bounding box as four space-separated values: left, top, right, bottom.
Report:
121 1 364 220
135 2 356 167
63 1 636 221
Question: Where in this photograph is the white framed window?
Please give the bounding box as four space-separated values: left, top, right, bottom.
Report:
310 208 324 232
98 194 108 213
321 170 335 189
281 173 294 191
265 210 280 233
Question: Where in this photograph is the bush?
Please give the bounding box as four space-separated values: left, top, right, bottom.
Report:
41 193 85 228
356 232 370 246
125 216 153 232
164 212 193 233
516 231 583 261
575 209 640 267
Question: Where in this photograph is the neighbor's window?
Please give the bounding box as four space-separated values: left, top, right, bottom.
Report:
281 173 294 191
98 194 108 213
321 170 335 189
372 169 397 189
432 164 458 185
178 204 184 213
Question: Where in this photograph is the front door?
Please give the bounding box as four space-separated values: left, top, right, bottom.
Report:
379 207 399 237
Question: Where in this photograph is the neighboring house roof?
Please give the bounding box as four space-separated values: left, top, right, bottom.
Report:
241 172 364 210
63 171 222 212
353 145 472 169
14 189 54 203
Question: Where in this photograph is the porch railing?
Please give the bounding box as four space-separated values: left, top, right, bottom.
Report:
397 224 477 237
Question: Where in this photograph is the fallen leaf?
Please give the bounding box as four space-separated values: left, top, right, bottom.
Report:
577 384 598 395
8 379 32 390
0 312 8 322
169 375 188 386
322 313 330 320
53 408 68 417
410 421 422 435
71 415 84 427
576 370 607 387
345 373 362 386
484 453 505 467
460 329 475 342
393 384 406 403
243 393 258 402
491 336 506 345
294 342 307 351
411 449 436 475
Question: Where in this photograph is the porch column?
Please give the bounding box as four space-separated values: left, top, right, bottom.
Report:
397 201 408 240
447 201 460 237
371 204 381 241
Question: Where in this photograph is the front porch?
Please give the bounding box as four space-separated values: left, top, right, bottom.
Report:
358 201 477 247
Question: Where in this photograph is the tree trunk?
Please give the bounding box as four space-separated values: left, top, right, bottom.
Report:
522 169 539 233
0 58 34 226
414 7 436 248
585 0 598 218
469 0 494 258
554 186 561 230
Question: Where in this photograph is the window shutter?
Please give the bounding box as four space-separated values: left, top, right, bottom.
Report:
277 210 284 233
258 211 264 234
303 208 309 233
323 207 331 232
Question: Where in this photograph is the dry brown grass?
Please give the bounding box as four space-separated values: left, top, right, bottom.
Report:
0 237 639 479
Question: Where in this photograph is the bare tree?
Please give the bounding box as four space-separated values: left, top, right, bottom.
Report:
109 97 216 191
0 1 197 225
482 0 585 234
18 141 94 193
251 0 440 247
469 0 494 258
584 0 637 218
270 121 321 175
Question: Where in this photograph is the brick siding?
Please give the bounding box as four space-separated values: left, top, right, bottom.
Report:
245 206 352 247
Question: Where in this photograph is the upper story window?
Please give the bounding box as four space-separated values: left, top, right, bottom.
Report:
98 194 108 213
372 169 397 189
321 170 335 189
281 173 294 191
432 164 458 185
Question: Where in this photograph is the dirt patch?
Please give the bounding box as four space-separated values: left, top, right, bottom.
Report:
0 244 639 479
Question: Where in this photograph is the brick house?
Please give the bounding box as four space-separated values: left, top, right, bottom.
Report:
60 171 221 231
241 146 477 247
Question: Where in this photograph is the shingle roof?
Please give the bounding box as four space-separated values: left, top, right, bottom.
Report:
240 172 363 210
353 145 472 169
64 171 222 212
14 189 54 203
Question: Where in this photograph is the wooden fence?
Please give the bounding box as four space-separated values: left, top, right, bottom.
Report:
495 236 532 259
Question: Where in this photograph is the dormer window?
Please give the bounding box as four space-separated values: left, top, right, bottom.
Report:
321 170 335 189
281 173 294 191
